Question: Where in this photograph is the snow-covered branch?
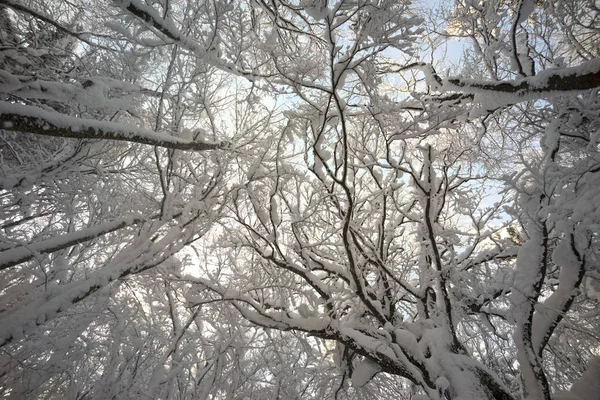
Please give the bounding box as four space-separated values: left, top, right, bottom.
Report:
0 102 223 151
0 215 146 271
114 0 266 81
445 59 600 97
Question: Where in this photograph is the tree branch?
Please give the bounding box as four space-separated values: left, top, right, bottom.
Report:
0 102 223 151
0 0 115 52
445 59 600 97
0 215 146 271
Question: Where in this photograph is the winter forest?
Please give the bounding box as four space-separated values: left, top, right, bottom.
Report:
1 0 600 399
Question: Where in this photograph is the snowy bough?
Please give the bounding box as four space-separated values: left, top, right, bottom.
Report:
1 0 600 399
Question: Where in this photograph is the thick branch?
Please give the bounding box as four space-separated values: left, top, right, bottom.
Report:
445 59 600 97
0 102 222 151
403 60 600 105
0 215 145 271
0 252 171 348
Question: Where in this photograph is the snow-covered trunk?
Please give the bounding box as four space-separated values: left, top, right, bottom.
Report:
420 328 514 400
532 234 586 356
401 146 516 400
510 200 552 400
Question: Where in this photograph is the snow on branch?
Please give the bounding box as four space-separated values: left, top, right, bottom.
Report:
1 0 114 52
393 59 600 104
0 102 223 151
0 217 199 347
0 215 146 271
444 59 600 100
114 0 266 81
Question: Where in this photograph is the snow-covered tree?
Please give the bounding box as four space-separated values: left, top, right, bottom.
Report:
1 0 600 399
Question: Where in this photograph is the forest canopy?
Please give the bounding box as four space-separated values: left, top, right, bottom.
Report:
1 0 600 399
